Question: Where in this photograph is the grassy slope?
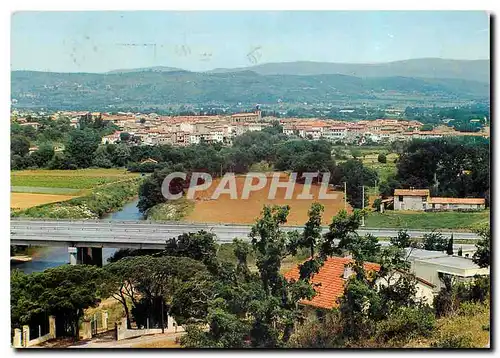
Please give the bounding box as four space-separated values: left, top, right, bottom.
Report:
334 146 398 185
146 199 195 221
12 178 141 219
365 210 489 230
405 302 490 348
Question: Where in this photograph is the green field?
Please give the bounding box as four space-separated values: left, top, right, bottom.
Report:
361 152 398 183
11 186 83 195
365 210 489 231
11 169 139 190
334 146 398 184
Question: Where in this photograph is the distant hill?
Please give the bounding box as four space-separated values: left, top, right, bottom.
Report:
11 68 490 111
107 66 187 74
208 58 490 83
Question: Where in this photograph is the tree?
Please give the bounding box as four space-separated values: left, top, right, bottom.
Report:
420 124 433 131
181 204 318 348
120 132 131 142
337 159 378 209
138 168 172 212
11 265 107 338
165 230 218 272
446 234 454 255
248 205 316 346
105 256 207 329
47 152 77 170
377 153 387 163
422 231 448 251
288 203 325 280
351 149 362 159
331 212 431 343
379 174 402 199
11 135 30 156
65 128 101 168
30 143 55 168
395 138 489 199
472 224 490 268
11 154 36 170
111 144 131 167
390 230 412 249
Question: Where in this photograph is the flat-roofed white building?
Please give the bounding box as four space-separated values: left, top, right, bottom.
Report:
404 248 489 291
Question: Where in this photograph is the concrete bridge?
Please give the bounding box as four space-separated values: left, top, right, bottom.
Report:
10 218 479 265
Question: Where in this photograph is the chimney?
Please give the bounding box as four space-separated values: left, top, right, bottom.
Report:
343 265 353 279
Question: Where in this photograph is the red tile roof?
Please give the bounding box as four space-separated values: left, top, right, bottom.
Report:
428 197 485 205
284 257 380 309
232 113 258 117
394 189 430 197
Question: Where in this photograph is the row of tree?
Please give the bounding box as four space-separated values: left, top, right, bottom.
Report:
380 137 490 202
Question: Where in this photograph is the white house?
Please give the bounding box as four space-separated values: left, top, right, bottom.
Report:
404 248 489 291
394 189 430 211
394 188 485 211
376 270 436 306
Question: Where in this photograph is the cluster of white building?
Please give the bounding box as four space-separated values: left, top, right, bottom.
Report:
100 110 271 146
282 118 489 144
14 108 490 148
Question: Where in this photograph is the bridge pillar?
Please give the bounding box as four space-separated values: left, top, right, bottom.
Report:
68 247 78 265
76 247 103 267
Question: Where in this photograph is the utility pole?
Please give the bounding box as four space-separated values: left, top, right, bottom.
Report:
161 296 165 334
344 182 347 210
361 185 365 227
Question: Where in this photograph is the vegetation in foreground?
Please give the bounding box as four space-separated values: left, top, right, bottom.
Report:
11 204 490 348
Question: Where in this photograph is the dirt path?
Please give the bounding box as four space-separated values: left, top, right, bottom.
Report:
68 332 183 348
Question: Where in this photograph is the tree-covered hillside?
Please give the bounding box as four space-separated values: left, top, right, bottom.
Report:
11 70 489 111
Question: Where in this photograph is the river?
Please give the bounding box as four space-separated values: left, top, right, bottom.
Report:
11 199 143 274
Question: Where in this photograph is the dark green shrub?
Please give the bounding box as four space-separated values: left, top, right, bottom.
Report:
376 306 436 344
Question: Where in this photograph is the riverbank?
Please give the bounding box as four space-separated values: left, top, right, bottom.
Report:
11 255 32 263
12 178 142 219
11 199 144 273
146 198 194 221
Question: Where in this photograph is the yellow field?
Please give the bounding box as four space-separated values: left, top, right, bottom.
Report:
185 174 352 226
10 193 78 210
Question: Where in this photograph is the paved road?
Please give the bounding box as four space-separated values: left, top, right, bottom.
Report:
10 219 479 250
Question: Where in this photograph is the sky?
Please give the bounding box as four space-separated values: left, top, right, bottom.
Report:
11 11 490 73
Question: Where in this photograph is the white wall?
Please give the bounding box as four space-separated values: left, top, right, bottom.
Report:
394 195 425 210
411 260 489 291
376 272 435 306
116 317 184 341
